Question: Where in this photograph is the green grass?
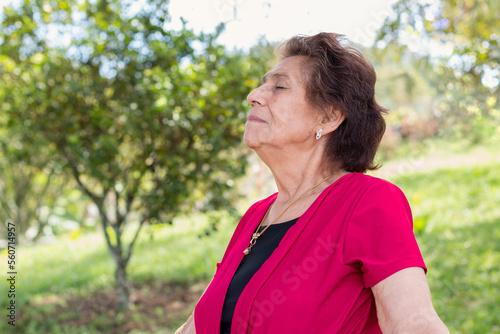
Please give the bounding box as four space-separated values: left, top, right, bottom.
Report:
392 163 500 333
1 162 499 333
12 213 236 296
0 214 237 334
17 233 114 304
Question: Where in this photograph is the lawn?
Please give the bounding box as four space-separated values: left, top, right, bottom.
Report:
1 162 499 333
391 163 500 333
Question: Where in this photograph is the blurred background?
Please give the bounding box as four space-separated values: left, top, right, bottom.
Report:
0 0 498 333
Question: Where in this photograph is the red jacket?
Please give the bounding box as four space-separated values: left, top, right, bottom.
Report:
195 173 426 333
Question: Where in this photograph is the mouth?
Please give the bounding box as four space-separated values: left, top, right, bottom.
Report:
247 115 266 123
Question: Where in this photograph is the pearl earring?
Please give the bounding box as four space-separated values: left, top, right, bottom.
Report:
316 128 323 140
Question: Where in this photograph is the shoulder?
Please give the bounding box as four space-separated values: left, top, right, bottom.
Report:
335 173 412 222
345 173 414 231
348 172 407 200
349 172 401 188
319 173 409 216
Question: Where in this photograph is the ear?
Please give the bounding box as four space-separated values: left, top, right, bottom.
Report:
319 107 345 136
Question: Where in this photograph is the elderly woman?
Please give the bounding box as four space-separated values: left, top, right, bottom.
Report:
177 33 449 333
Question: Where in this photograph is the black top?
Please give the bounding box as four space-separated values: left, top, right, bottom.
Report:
220 218 298 334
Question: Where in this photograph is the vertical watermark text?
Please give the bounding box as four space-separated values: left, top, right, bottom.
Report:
5 220 16 327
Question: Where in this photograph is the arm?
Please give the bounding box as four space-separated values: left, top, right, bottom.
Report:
371 267 450 334
174 312 196 334
175 198 264 332
174 277 215 334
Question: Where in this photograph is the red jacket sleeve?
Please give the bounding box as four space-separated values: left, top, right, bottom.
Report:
342 180 427 288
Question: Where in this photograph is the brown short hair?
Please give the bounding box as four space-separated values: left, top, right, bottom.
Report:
278 33 387 173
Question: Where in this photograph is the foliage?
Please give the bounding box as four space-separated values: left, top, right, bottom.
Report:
0 61 80 243
0 0 269 310
2 159 499 333
376 0 500 139
368 44 442 160
0 146 78 243
369 44 440 126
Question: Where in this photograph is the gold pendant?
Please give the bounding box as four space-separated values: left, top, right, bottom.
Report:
243 233 260 255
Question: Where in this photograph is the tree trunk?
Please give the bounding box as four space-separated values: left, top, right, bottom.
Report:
115 258 130 312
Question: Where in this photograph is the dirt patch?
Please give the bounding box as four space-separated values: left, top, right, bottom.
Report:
25 281 207 333
373 148 500 180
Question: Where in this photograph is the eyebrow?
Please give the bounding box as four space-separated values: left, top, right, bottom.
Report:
261 72 291 84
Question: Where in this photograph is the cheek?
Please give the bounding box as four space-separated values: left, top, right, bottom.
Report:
269 94 315 129
270 98 297 123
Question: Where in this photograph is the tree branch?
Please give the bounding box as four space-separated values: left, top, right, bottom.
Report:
99 209 118 255
27 165 56 226
122 165 147 224
114 222 123 260
114 186 122 228
125 216 147 264
57 140 102 207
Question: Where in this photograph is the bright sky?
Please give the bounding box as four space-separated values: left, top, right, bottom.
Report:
165 0 400 49
1 0 399 48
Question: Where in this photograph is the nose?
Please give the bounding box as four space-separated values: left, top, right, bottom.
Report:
247 84 266 107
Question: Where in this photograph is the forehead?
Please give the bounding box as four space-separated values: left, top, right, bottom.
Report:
262 56 307 83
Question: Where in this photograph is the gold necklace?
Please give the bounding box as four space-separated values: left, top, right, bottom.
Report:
243 172 337 255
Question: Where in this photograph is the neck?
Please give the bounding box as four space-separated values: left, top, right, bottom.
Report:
256 143 342 203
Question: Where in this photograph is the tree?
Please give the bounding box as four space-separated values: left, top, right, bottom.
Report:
0 68 81 243
376 0 500 138
0 146 74 243
0 0 268 311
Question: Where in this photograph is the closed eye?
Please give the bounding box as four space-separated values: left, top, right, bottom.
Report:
276 86 286 89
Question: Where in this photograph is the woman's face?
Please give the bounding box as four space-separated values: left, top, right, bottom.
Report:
244 56 321 153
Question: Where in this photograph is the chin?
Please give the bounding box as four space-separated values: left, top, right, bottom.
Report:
243 135 256 150
243 132 261 150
